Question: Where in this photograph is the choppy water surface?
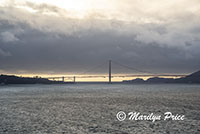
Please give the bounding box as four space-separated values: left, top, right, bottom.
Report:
0 84 200 133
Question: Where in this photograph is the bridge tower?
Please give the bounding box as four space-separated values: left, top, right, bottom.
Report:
109 60 112 83
73 76 76 83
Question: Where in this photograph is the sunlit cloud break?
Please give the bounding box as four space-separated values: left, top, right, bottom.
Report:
0 0 199 43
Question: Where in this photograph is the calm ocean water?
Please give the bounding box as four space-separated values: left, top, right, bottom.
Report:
0 84 200 133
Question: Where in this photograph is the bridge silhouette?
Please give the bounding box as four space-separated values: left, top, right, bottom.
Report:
46 60 186 83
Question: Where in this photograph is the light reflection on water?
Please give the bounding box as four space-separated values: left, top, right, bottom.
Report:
0 84 200 94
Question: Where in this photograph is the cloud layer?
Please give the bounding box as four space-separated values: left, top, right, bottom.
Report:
0 0 200 75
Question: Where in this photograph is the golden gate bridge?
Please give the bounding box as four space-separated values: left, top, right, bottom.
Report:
46 60 186 83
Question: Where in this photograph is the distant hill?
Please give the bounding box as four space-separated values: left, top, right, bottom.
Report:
123 70 200 84
0 75 63 85
146 77 175 83
178 70 200 83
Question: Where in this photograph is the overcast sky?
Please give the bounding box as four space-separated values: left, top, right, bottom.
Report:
0 0 200 75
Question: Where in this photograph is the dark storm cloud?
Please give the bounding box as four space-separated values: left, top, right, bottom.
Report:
0 22 200 75
0 0 200 75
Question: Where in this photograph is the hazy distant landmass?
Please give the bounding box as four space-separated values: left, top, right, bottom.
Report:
0 75 64 84
123 70 200 84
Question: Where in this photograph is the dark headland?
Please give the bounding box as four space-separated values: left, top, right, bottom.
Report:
0 75 70 85
123 70 200 84
0 70 200 84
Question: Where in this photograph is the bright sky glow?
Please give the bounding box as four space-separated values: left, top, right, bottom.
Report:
1 0 199 21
